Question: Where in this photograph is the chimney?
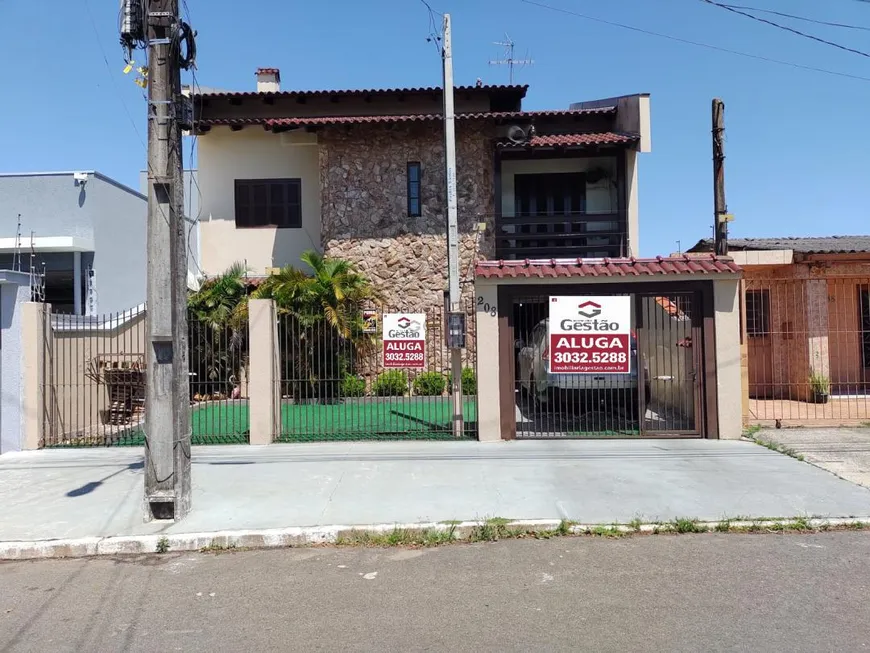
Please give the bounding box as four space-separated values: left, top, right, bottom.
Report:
256 68 281 93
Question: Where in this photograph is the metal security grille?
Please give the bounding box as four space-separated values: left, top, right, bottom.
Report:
745 277 870 425
512 292 700 439
273 303 477 442
42 308 148 447
187 308 250 443
41 307 250 447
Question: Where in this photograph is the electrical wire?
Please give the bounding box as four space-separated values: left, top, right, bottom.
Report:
699 0 870 59
720 4 870 31
416 0 444 55
520 0 870 82
179 0 205 281
86 0 147 148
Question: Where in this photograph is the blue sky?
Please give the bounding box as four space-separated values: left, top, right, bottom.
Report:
2 0 869 256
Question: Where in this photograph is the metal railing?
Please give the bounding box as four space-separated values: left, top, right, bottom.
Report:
273 302 477 442
188 309 250 444
41 307 250 447
495 211 627 260
745 276 870 425
42 308 148 447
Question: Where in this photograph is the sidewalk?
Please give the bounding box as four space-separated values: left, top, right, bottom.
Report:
754 427 870 489
1 440 869 547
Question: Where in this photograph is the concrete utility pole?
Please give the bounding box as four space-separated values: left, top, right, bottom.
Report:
442 14 464 438
144 0 191 520
712 98 729 257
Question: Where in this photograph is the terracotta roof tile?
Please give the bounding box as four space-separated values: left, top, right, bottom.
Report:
497 132 640 149
196 107 616 129
475 256 741 279
197 84 528 100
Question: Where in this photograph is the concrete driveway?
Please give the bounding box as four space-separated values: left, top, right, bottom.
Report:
753 427 870 488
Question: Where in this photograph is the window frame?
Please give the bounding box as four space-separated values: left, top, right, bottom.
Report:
745 289 771 337
234 178 302 229
406 162 422 218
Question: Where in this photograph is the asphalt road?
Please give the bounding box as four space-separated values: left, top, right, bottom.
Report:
2 533 870 652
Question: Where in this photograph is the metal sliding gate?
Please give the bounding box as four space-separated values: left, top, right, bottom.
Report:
512 291 703 439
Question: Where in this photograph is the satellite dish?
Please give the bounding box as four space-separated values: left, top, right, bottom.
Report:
506 125 527 143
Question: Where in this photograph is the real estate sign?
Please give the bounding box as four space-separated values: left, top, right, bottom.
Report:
382 313 426 369
548 296 631 374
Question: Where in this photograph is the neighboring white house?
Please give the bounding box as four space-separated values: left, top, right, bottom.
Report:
1 170 202 315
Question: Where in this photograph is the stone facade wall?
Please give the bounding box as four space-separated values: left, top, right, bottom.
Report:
318 120 495 310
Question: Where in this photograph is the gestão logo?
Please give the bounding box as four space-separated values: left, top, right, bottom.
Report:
560 302 620 332
389 316 422 338
577 301 602 319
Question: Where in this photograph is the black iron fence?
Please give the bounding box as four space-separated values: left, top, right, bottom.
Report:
511 292 700 439
273 302 477 442
41 308 250 447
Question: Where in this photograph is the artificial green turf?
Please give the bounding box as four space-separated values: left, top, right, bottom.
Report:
276 398 478 442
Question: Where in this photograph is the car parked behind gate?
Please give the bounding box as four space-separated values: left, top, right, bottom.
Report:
518 319 649 414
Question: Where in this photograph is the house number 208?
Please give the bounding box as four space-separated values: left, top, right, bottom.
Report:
477 297 497 317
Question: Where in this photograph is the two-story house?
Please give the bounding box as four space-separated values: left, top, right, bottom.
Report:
192 69 744 442
193 68 651 308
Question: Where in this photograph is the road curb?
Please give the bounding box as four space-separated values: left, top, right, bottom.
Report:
1 517 868 561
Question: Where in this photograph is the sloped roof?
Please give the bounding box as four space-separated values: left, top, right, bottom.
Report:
689 236 870 254
496 132 639 149
475 256 741 278
195 107 616 130
196 84 528 100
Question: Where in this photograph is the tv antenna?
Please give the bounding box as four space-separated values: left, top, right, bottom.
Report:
488 34 534 84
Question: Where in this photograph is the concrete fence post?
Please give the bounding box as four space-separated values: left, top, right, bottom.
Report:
21 302 50 450
248 299 279 445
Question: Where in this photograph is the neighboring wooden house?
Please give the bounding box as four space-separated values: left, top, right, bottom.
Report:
689 236 870 401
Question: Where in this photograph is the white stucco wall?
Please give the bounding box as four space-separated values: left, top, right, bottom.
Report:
198 128 321 276
0 276 31 454
714 279 742 440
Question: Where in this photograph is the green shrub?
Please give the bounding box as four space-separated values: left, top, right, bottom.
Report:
461 367 477 396
341 374 366 398
373 370 408 397
413 371 447 396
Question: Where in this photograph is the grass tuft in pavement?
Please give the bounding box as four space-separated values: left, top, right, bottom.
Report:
670 518 706 534
745 430 805 462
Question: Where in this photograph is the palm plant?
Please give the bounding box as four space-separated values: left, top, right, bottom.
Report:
187 262 249 398
252 251 377 401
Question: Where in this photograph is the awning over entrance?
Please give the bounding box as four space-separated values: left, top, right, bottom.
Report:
475 255 741 279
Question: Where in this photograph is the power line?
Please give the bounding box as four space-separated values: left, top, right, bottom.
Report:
721 4 870 31
416 0 444 55
700 0 870 59
520 0 870 82
83 0 146 148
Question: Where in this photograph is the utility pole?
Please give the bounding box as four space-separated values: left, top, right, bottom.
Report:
144 0 191 520
442 14 464 439
712 98 729 257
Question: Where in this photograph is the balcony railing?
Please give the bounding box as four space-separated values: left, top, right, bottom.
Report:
494 211 627 260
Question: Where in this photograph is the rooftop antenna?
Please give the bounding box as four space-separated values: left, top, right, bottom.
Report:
488 34 534 84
